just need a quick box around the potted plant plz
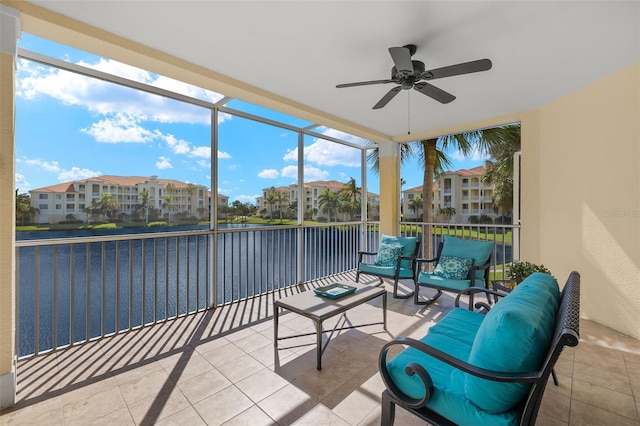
[507,261,552,284]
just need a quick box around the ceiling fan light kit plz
[336,44,492,109]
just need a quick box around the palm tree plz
[318,189,340,222]
[15,192,38,225]
[95,192,120,221]
[137,188,150,223]
[264,187,278,221]
[339,177,361,220]
[368,124,519,255]
[162,195,176,222]
[482,124,521,218]
[408,195,422,220]
[273,190,289,223]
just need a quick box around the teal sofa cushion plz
[441,236,494,283]
[381,235,418,269]
[386,308,520,425]
[464,272,560,413]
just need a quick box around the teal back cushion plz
[440,236,494,283]
[464,272,560,413]
[381,235,418,269]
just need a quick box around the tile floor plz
[1,273,639,425]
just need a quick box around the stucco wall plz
[521,62,640,339]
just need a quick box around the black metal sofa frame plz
[378,271,581,426]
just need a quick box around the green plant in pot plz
[508,261,552,285]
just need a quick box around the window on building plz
[55,204,61,209]
[39,204,48,210]
[39,194,48,199]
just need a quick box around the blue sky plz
[15,34,487,204]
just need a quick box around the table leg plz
[316,320,323,370]
[273,303,279,365]
[383,291,387,331]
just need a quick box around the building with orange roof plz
[29,175,228,224]
[402,166,499,223]
[256,180,379,221]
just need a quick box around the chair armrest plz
[455,287,506,311]
[379,336,543,409]
[415,257,439,269]
[357,250,378,263]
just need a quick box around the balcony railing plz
[15,222,372,358]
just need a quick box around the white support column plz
[0,3,20,409]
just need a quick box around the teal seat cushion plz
[381,235,418,269]
[464,272,560,413]
[441,236,494,282]
[417,272,472,291]
[359,263,414,278]
[386,309,521,425]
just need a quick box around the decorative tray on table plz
[314,283,357,299]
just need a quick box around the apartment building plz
[256,180,379,221]
[29,175,228,224]
[402,166,497,223]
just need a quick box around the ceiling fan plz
[336,44,492,109]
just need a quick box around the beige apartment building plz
[29,175,228,224]
[257,180,380,221]
[402,166,498,223]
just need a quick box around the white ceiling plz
[28,1,640,142]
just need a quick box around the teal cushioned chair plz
[415,235,495,305]
[356,235,420,299]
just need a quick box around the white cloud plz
[284,139,360,167]
[82,114,155,143]
[57,166,102,181]
[163,134,192,154]
[190,146,211,159]
[23,158,62,172]
[15,173,30,190]
[17,58,220,126]
[449,146,490,163]
[280,165,329,181]
[258,169,280,179]
[218,150,231,159]
[156,156,173,169]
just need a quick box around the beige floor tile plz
[200,341,246,367]
[573,360,633,395]
[572,379,639,420]
[0,396,64,426]
[85,407,135,425]
[118,368,175,405]
[127,387,191,425]
[164,353,216,384]
[539,388,571,423]
[154,406,206,426]
[62,385,126,424]
[290,403,350,425]
[193,385,254,426]
[235,367,289,403]
[221,405,275,426]
[177,368,232,404]
[570,398,640,426]
[216,353,265,383]
[257,383,317,425]
[60,375,119,405]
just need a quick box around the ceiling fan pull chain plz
[407,90,411,135]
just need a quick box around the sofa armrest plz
[379,336,543,409]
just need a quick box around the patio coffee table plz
[273,282,387,370]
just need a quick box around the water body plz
[15,225,510,357]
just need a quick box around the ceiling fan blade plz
[336,79,394,88]
[373,86,403,109]
[414,82,456,104]
[421,59,492,80]
[388,47,413,74]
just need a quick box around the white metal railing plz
[400,221,519,279]
[15,222,370,358]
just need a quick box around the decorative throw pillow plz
[433,255,473,280]
[374,243,403,267]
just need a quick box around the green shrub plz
[508,261,552,283]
